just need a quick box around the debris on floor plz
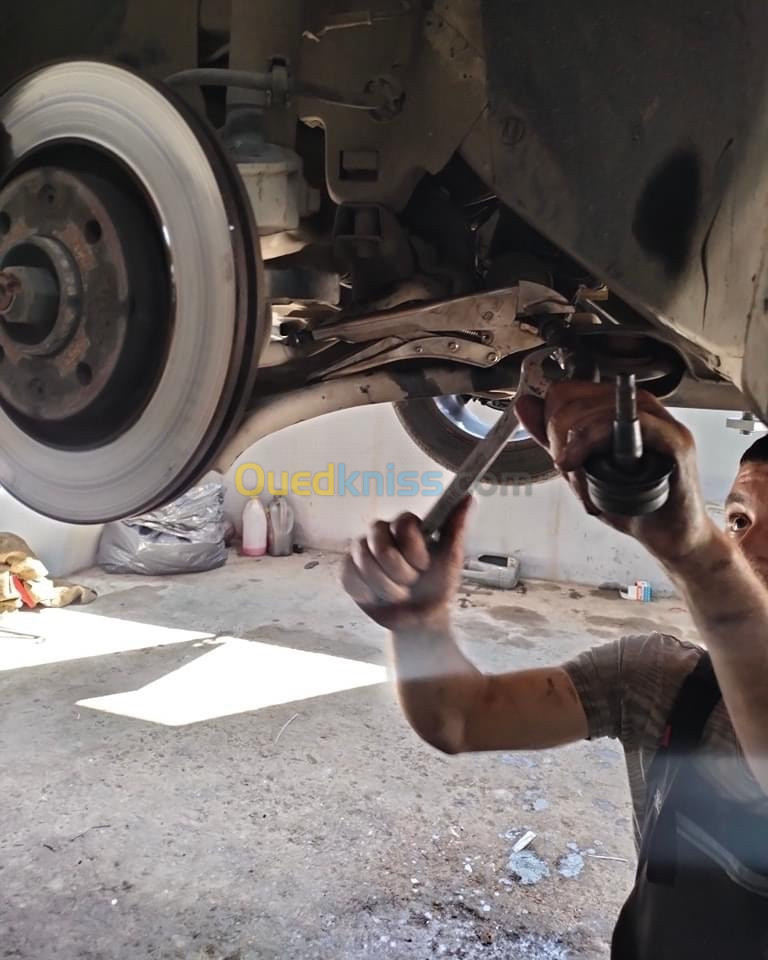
[0,532,96,612]
[311,899,579,960]
[511,830,537,853]
[507,848,551,886]
[557,850,586,879]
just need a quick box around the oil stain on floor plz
[489,606,551,629]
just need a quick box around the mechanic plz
[342,381,768,959]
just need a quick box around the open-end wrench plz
[420,344,558,540]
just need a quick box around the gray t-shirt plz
[563,632,768,848]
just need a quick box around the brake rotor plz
[0,61,265,523]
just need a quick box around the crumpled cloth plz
[0,533,97,613]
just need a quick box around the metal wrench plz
[420,344,559,540]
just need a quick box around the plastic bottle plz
[266,495,295,557]
[241,498,267,556]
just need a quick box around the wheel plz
[394,395,556,484]
[0,61,266,523]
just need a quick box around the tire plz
[394,397,556,484]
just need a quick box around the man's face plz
[725,459,768,583]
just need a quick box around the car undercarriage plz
[1,0,765,523]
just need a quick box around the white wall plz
[0,488,103,578]
[1,403,754,586]
[223,404,757,591]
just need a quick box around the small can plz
[621,580,653,602]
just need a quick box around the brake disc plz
[0,61,265,523]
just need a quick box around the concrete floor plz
[0,551,696,959]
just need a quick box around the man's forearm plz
[666,525,768,792]
[390,617,485,754]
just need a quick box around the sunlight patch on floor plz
[0,609,210,671]
[78,636,388,725]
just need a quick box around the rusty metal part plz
[309,282,576,377]
[0,166,150,424]
[316,334,505,376]
[0,269,21,314]
[313,282,573,341]
[0,266,58,328]
[0,240,81,358]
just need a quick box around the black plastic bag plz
[97,473,228,575]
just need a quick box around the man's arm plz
[342,499,588,754]
[392,624,586,753]
[516,381,768,793]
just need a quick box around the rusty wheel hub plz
[0,161,167,435]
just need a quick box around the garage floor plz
[0,551,696,960]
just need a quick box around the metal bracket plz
[309,282,578,379]
[726,411,767,434]
[316,335,514,378]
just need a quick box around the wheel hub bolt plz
[0,268,21,314]
[0,265,59,330]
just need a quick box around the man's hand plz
[342,494,588,754]
[515,381,717,567]
[341,497,471,631]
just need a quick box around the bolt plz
[486,352,500,363]
[448,341,460,352]
[479,332,493,344]
[414,344,424,353]
[482,311,494,321]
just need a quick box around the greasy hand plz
[516,381,715,567]
[341,497,471,631]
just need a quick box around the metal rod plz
[420,403,520,539]
[612,372,643,473]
